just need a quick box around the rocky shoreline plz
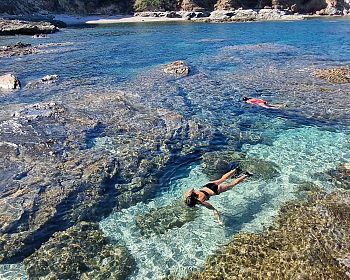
[0,18,58,36]
[1,7,350,36]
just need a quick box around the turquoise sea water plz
[1,18,350,279]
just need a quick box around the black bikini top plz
[199,190,210,200]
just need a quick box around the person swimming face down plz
[184,188,198,208]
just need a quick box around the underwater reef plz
[200,150,280,180]
[24,221,136,279]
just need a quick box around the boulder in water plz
[163,61,190,76]
[0,74,21,90]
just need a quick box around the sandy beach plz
[53,14,186,25]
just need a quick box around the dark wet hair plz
[185,192,198,208]
[242,96,249,101]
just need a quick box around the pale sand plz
[86,16,186,24]
[53,14,186,25]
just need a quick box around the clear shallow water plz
[100,125,350,279]
[1,18,350,279]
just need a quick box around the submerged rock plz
[327,162,350,190]
[135,201,198,236]
[163,61,190,76]
[201,150,245,180]
[0,74,21,90]
[314,67,350,84]
[0,19,58,36]
[181,190,350,280]
[24,222,136,280]
[201,150,279,180]
[26,74,59,89]
[239,158,280,180]
[0,41,36,58]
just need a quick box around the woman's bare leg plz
[211,169,237,185]
[218,174,248,193]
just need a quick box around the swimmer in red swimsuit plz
[243,96,285,109]
[184,168,252,225]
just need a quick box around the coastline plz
[51,11,350,26]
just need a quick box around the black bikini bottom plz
[200,182,219,198]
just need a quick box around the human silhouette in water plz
[184,167,252,225]
[243,96,285,109]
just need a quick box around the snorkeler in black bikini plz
[184,168,252,225]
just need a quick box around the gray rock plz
[0,74,21,90]
[0,41,36,58]
[163,60,190,76]
[239,159,280,180]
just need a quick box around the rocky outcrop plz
[163,61,191,76]
[314,67,350,84]
[183,190,350,280]
[206,8,304,22]
[0,74,21,90]
[0,19,58,36]
[0,42,36,58]
[24,222,136,279]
